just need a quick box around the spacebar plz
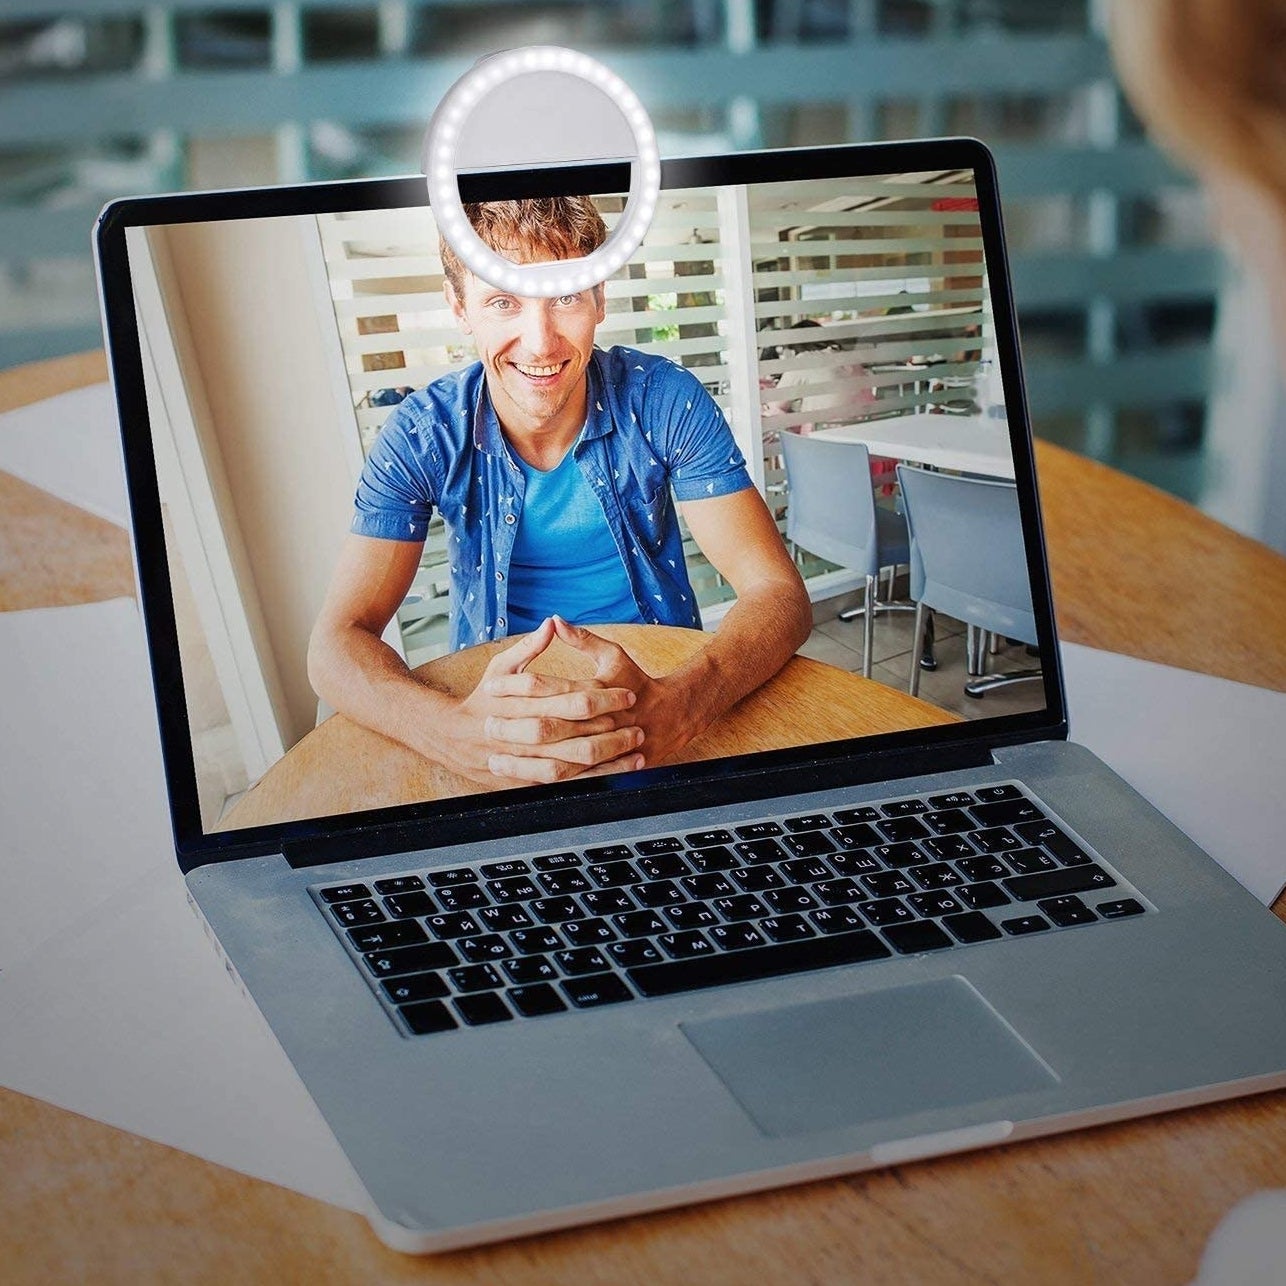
[626,930,892,997]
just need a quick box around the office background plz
[3,0,1284,551]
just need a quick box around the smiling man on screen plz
[308,196,812,789]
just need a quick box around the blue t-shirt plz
[505,444,643,635]
[351,345,753,651]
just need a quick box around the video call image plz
[125,167,1044,835]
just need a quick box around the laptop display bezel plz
[94,137,1068,872]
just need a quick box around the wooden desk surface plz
[4,351,1286,1284]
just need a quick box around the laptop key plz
[710,923,766,951]
[585,845,634,863]
[481,860,529,878]
[633,879,685,908]
[532,852,581,871]
[882,798,930,817]
[1038,896,1097,927]
[448,963,504,992]
[974,784,1022,803]
[763,886,818,914]
[329,899,385,927]
[970,798,1045,827]
[1003,865,1116,902]
[348,921,427,952]
[486,876,539,903]
[1014,820,1092,866]
[734,821,783,840]
[509,926,563,954]
[810,906,866,934]
[1005,847,1058,876]
[454,992,513,1026]
[638,853,692,880]
[659,930,716,959]
[910,863,964,890]
[832,806,881,824]
[828,851,882,877]
[556,947,612,976]
[588,860,642,887]
[667,901,722,929]
[970,827,1023,853]
[683,872,736,899]
[907,892,963,918]
[734,839,787,864]
[686,829,735,846]
[861,897,914,927]
[814,877,866,906]
[502,955,558,984]
[686,845,740,872]
[923,835,976,861]
[562,973,634,1008]
[508,983,568,1017]
[921,809,975,836]
[1001,915,1050,936]
[783,814,831,832]
[319,883,370,903]
[364,941,458,977]
[874,842,928,869]
[957,856,1009,882]
[529,896,581,924]
[561,918,616,948]
[382,973,449,1004]
[929,791,976,809]
[1098,898,1145,919]
[711,895,766,923]
[372,876,423,896]
[781,831,835,859]
[780,857,832,884]
[861,871,914,898]
[477,904,534,933]
[580,889,637,916]
[830,823,881,849]
[426,912,481,940]
[634,836,684,856]
[758,914,816,942]
[537,869,593,896]
[427,868,479,887]
[436,883,489,912]
[942,911,1003,944]
[456,934,510,964]
[956,881,1011,910]
[401,1000,457,1035]
[383,890,437,919]
[883,921,953,954]
[607,939,664,966]
[627,928,890,997]
[613,909,667,938]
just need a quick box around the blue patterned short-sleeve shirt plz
[351,345,753,652]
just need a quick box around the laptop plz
[93,137,1286,1252]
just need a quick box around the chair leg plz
[862,574,876,678]
[909,601,927,697]
[966,624,986,676]
[964,669,1043,698]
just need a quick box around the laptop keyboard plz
[313,783,1147,1036]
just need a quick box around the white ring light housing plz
[425,46,660,297]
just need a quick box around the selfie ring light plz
[424,46,660,297]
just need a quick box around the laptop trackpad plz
[680,976,1056,1138]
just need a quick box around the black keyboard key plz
[923,835,976,861]
[759,914,816,942]
[613,909,667,938]
[711,895,766,923]
[1003,865,1117,902]
[828,851,882,877]
[877,817,930,843]
[882,798,930,817]
[957,881,1011,910]
[683,872,736,900]
[319,883,370,903]
[686,845,740,872]
[448,963,503,992]
[581,889,637,916]
[1014,820,1092,866]
[436,883,489,912]
[781,831,836,859]
[329,899,385,928]
[562,973,634,1008]
[426,911,481,940]
[586,844,634,863]
[861,871,914,898]
[763,886,818,914]
[1037,896,1097,927]
[907,892,963,918]
[454,992,513,1026]
[929,791,976,809]
[735,864,781,895]
[508,983,567,1017]
[1004,847,1058,876]
[532,851,581,871]
[509,926,563,954]
[831,823,881,849]
[477,904,534,933]
[363,941,459,978]
[608,939,663,966]
[883,920,953,954]
[710,923,766,951]
[373,876,423,896]
[402,1000,457,1035]
[627,928,890,997]
[348,920,427,952]
[810,906,866,934]
[503,955,559,984]
[783,813,831,832]
[486,876,539,903]
[971,827,1023,853]
[537,869,593,896]
[1001,915,1050,936]
[685,828,735,847]
[734,821,783,840]
[832,806,881,824]
[734,838,787,864]
[634,836,683,856]
[942,911,1003,944]
[382,973,449,1004]
[588,860,642,887]
[666,901,721,929]
[874,842,928,869]
[814,877,866,906]
[383,890,437,919]
[637,853,692,881]
[427,868,478,887]
[971,798,1045,827]
[861,897,914,927]
[556,947,612,976]
[1098,897,1145,919]
[921,809,975,836]
[659,930,716,959]
[779,857,833,884]
[910,862,964,890]
[481,859,530,879]
[975,784,1022,802]
[561,918,616,948]
[530,896,581,923]
[957,856,1010,882]
[633,879,685,908]
[456,934,511,963]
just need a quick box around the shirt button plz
[504,513,515,525]
[495,571,504,581]
[497,617,506,628]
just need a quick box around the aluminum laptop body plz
[93,137,1286,1251]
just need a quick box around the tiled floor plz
[798,579,1047,721]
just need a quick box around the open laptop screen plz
[102,141,1063,856]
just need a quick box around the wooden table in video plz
[5,351,1286,1285]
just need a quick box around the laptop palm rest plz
[680,976,1057,1138]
